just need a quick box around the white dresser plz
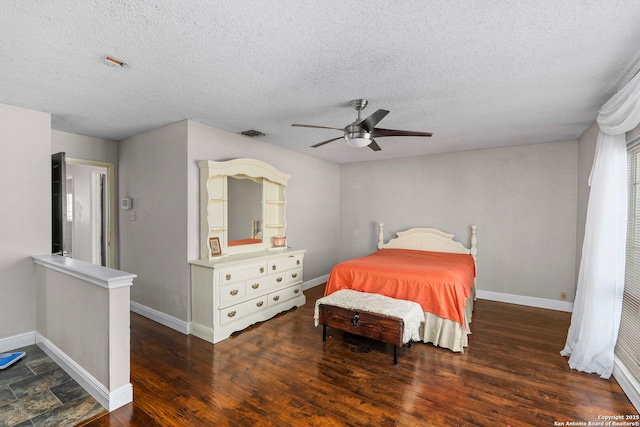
[190,249,305,343]
[190,158,305,343]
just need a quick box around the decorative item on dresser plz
[209,237,221,256]
[190,158,305,344]
[324,223,477,352]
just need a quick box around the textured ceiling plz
[2,1,640,164]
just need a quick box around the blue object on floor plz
[0,352,26,369]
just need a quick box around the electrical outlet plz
[130,210,137,221]
[560,292,567,301]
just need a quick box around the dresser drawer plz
[268,254,303,274]
[219,282,246,306]
[260,272,286,291]
[267,284,303,307]
[286,268,302,284]
[218,262,267,283]
[220,296,268,325]
[245,276,269,297]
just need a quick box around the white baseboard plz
[106,384,135,412]
[36,333,133,411]
[0,331,36,353]
[130,300,190,335]
[303,274,329,291]
[190,322,214,343]
[613,357,640,414]
[476,289,573,312]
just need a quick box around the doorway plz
[51,153,117,268]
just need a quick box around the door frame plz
[66,157,117,268]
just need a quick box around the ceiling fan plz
[292,99,433,151]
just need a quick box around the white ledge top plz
[32,254,137,289]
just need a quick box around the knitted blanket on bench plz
[314,289,424,344]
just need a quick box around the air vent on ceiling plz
[240,129,265,137]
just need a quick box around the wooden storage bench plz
[314,290,424,365]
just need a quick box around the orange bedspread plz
[324,248,476,326]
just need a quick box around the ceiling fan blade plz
[292,123,345,131]
[311,136,343,148]
[373,127,433,138]
[368,140,382,151]
[358,109,390,133]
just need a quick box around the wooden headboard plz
[378,223,477,266]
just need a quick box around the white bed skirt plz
[421,291,474,353]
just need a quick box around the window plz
[616,142,640,382]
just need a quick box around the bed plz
[324,223,477,352]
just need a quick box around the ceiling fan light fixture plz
[345,134,372,148]
[345,125,372,148]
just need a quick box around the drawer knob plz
[291,273,298,279]
[272,265,277,271]
[260,267,265,273]
[229,289,239,296]
[273,295,280,301]
[294,288,300,294]
[252,283,260,289]
[227,311,236,318]
[276,277,283,283]
[256,301,264,307]
[225,274,231,281]
[297,260,300,265]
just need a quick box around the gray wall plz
[0,103,51,339]
[119,121,190,321]
[119,119,580,321]
[117,120,341,322]
[340,141,579,302]
[51,130,118,165]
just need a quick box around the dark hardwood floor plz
[81,285,638,426]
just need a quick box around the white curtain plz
[561,71,640,379]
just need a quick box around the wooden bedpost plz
[378,223,385,249]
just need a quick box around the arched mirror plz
[198,158,289,258]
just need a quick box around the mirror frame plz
[198,158,290,258]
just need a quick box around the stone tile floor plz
[0,345,105,427]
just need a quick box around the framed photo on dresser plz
[209,237,221,256]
